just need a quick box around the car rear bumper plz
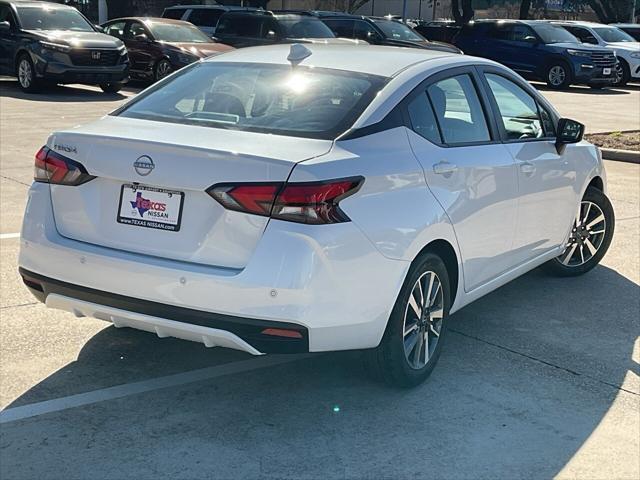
[19,182,409,354]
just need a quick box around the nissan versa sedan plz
[19,44,615,387]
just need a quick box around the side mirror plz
[524,35,538,43]
[0,21,11,31]
[556,118,584,154]
[94,24,104,32]
[134,33,149,42]
[265,30,277,40]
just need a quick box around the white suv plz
[552,21,640,86]
[19,44,615,387]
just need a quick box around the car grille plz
[69,49,120,67]
[590,52,616,67]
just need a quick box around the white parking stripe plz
[0,354,311,424]
[0,233,20,239]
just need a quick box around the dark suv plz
[0,0,129,93]
[454,20,617,89]
[213,11,337,48]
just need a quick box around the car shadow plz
[1,264,638,479]
[532,82,632,95]
[0,79,143,102]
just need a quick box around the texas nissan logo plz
[133,155,154,176]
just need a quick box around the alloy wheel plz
[558,200,607,267]
[548,66,566,87]
[18,59,32,89]
[402,270,444,370]
[156,61,172,81]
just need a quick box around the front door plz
[479,68,577,264]
[123,20,155,76]
[405,67,520,292]
[0,5,18,74]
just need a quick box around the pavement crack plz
[0,175,30,187]
[0,302,38,310]
[449,328,639,397]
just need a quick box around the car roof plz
[164,4,253,10]
[7,0,74,8]
[204,43,456,77]
[611,23,640,28]
[549,21,609,27]
[104,17,194,26]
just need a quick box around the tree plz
[519,0,532,19]
[569,0,636,23]
[451,0,474,25]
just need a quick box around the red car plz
[101,17,233,82]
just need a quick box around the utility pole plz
[402,0,408,22]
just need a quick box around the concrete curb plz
[601,148,640,164]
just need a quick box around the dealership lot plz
[1,78,639,479]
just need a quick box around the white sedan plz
[19,44,614,387]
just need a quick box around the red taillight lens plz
[34,146,95,186]
[207,177,363,225]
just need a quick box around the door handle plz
[520,161,536,175]
[433,161,458,176]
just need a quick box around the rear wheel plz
[16,54,40,93]
[365,252,450,388]
[154,59,172,82]
[545,62,572,90]
[542,186,615,277]
[100,82,123,94]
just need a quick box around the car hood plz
[606,41,640,51]
[548,42,610,52]
[26,30,124,49]
[162,41,234,58]
[384,38,461,53]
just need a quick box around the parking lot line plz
[0,233,20,239]
[0,354,312,425]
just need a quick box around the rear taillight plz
[207,177,363,225]
[34,146,95,186]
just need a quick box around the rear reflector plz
[207,177,363,225]
[261,328,304,339]
[34,146,95,186]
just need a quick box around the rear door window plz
[163,8,186,20]
[426,74,491,145]
[188,9,224,28]
[322,19,354,38]
[407,93,442,144]
[216,15,261,37]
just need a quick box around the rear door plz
[478,67,576,264]
[0,5,19,74]
[405,67,519,292]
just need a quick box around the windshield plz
[16,6,94,32]
[275,16,335,38]
[116,62,385,140]
[148,23,212,43]
[372,19,424,41]
[593,27,636,43]
[532,23,579,44]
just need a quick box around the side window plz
[261,18,280,39]
[511,25,535,42]
[163,8,186,20]
[0,5,16,28]
[490,24,512,40]
[407,93,441,144]
[566,26,598,44]
[323,19,354,38]
[104,21,125,39]
[125,21,147,40]
[354,21,379,41]
[217,16,260,37]
[189,9,223,28]
[427,74,491,145]
[485,73,548,140]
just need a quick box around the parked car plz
[550,21,640,86]
[311,12,461,53]
[611,23,640,42]
[101,18,233,82]
[454,20,617,89]
[413,19,461,43]
[213,11,340,48]
[0,0,129,93]
[19,43,614,387]
[161,4,257,37]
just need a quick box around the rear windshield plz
[116,62,386,140]
[275,15,335,38]
[17,6,94,32]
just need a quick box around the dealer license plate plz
[117,184,184,232]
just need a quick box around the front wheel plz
[614,58,631,87]
[542,186,615,277]
[545,62,572,90]
[16,54,40,93]
[365,252,450,388]
[154,59,172,82]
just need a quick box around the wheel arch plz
[414,239,460,309]
[14,48,33,73]
[587,175,604,193]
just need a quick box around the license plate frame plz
[117,184,185,232]
[603,67,611,75]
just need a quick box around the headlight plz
[39,40,70,53]
[630,52,640,59]
[567,49,592,58]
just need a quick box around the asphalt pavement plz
[0,79,638,480]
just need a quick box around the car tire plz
[545,61,572,90]
[100,82,123,94]
[364,252,450,388]
[542,186,615,277]
[154,59,172,82]
[614,57,631,87]
[16,54,40,93]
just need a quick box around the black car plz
[413,19,461,43]
[213,10,338,48]
[310,12,461,53]
[162,4,260,38]
[0,0,129,93]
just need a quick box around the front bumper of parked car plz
[32,48,130,85]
